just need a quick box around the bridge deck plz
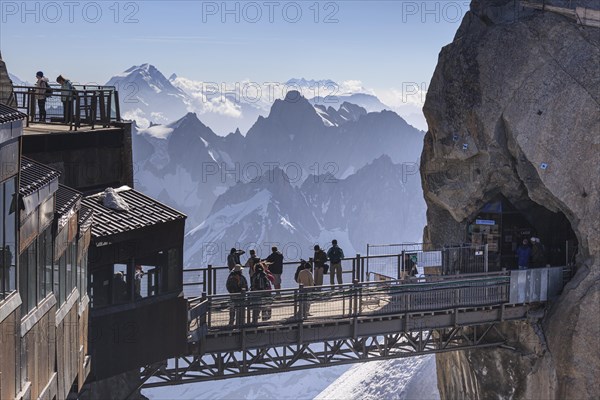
[142,267,565,388]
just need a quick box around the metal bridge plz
[141,263,566,389]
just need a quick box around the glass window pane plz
[27,241,37,312]
[2,178,18,298]
[19,251,28,313]
[45,228,53,296]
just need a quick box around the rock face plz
[0,52,15,106]
[421,0,600,399]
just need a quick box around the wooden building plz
[1,105,92,399]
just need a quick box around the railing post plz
[354,254,360,282]
[293,287,300,321]
[240,289,247,327]
[353,279,359,316]
[106,90,112,127]
[299,284,305,320]
[207,264,213,295]
[113,89,121,121]
[484,244,489,273]
[361,257,365,283]
[27,87,35,125]
[366,244,370,281]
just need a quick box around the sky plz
[0,0,469,96]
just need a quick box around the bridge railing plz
[183,244,490,297]
[187,271,513,335]
[12,84,121,130]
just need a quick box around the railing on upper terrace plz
[12,84,121,131]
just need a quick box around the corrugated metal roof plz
[20,157,61,197]
[79,205,93,225]
[56,184,82,216]
[0,103,26,124]
[82,187,186,239]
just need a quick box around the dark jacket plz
[227,250,246,270]
[266,251,284,274]
[327,245,345,264]
[516,246,531,267]
[313,249,327,268]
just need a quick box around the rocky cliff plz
[0,52,15,106]
[421,0,599,398]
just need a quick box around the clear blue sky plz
[0,1,468,91]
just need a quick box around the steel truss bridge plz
[141,266,565,388]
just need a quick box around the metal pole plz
[366,244,370,281]
[484,244,489,273]
[207,265,213,295]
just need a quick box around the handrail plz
[11,84,121,130]
[186,273,513,334]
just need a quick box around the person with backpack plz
[56,75,74,124]
[226,264,248,326]
[250,263,273,323]
[35,71,50,122]
[265,246,284,290]
[244,249,261,277]
[327,240,345,286]
[227,247,246,271]
[313,245,328,286]
[297,260,315,318]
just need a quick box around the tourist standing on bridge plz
[227,247,245,271]
[35,71,49,122]
[250,263,273,323]
[327,240,345,286]
[226,264,248,326]
[312,245,328,286]
[244,249,261,277]
[297,261,315,318]
[265,246,284,290]
[516,238,532,270]
[56,75,74,124]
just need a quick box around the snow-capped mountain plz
[9,73,29,86]
[106,64,192,126]
[310,93,392,114]
[133,92,424,231]
[314,102,367,127]
[184,155,426,277]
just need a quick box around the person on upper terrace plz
[56,75,74,124]
[35,71,50,122]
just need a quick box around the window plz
[1,177,17,300]
[37,227,53,299]
[19,241,38,314]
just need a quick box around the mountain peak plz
[168,73,178,81]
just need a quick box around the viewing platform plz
[140,241,572,388]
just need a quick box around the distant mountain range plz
[102,64,426,133]
[131,91,425,275]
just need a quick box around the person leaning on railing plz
[56,75,74,124]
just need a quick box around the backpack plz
[41,80,52,97]
[329,247,343,263]
[252,271,270,291]
[226,273,242,293]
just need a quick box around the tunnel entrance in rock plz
[467,195,578,271]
